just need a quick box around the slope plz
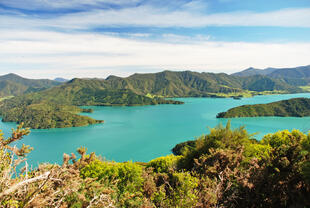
[217,97,310,118]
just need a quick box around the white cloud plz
[1,6,310,30]
[0,0,141,10]
[0,30,309,79]
[56,7,310,28]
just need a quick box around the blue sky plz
[0,0,310,78]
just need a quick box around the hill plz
[27,78,183,106]
[0,73,61,97]
[268,65,310,79]
[0,70,303,129]
[241,75,299,92]
[0,100,102,129]
[216,97,310,118]
[0,78,182,129]
[232,67,277,77]
[232,65,310,87]
[103,70,302,97]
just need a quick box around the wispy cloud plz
[1,30,309,78]
[0,0,142,10]
[1,6,310,32]
[1,0,309,78]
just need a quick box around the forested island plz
[217,97,310,118]
[1,123,309,207]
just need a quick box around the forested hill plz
[0,73,61,97]
[24,78,183,106]
[0,71,303,99]
[231,67,278,77]
[0,78,182,129]
[0,70,304,129]
[232,65,310,87]
[232,65,310,78]
[103,70,302,96]
[217,97,310,118]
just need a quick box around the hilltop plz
[0,73,61,97]
[232,65,310,87]
[232,65,310,78]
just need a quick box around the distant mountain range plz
[0,73,61,97]
[232,65,310,79]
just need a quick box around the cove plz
[2,93,310,167]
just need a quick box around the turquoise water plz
[2,93,310,167]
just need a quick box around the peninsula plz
[216,97,310,118]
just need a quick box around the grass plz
[0,96,14,102]
[299,86,310,92]
[207,90,288,98]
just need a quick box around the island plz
[216,97,310,118]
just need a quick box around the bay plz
[1,93,310,167]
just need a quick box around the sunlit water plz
[2,93,310,167]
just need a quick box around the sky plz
[0,0,310,79]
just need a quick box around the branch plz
[0,171,50,198]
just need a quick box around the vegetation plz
[0,70,305,129]
[104,70,302,97]
[217,97,310,118]
[1,123,310,207]
[0,79,182,129]
[232,65,310,87]
[0,73,61,97]
[0,97,103,129]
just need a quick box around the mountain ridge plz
[0,73,61,97]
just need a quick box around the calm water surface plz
[2,93,310,167]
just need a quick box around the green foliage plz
[217,97,310,118]
[151,172,198,208]
[80,160,145,207]
[0,101,102,129]
[147,155,182,173]
[172,140,196,156]
[177,122,259,170]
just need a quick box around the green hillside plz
[26,78,183,106]
[217,97,310,118]
[0,73,61,97]
[232,67,277,77]
[268,65,310,79]
[0,78,182,129]
[0,71,303,129]
[104,70,301,97]
[233,65,310,87]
